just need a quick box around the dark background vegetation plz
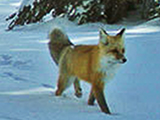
[6,0,160,30]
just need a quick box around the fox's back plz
[60,45,100,81]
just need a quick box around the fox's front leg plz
[88,87,95,105]
[92,83,111,114]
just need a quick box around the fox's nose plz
[122,58,127,63]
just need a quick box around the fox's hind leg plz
[55,74,75,96]
[74,78,82,98]
[55,75,66,96]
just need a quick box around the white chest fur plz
[99,56,120,82]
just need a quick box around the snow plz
[19,0,35,11]
[1,0,160,120]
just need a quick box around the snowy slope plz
[1,0,160,120]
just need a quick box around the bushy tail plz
[48,28,74,65]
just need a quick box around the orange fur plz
[50,28,127,114]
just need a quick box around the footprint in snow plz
[0,54,33,70]
[0,54,12,66]
[12,60,32,70]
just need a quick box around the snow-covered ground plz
[1,0,160,120]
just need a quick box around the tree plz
[6,0,159,30]
[141,0,156,19]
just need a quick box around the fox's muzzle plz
[116,53,127,64]
[122,58,127,63]
[120,57,127,64]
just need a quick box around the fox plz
[48,28,127,114]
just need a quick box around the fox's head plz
[98,28,127,64]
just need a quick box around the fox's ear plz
[99,28,108,44]
[100,28,108,36]
[117,28,125,37]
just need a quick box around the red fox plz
[48,28,127,114]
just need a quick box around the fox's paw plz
[75,91,82,98]
[55,89,62,96]
[88,101,95,106]
[75,88,82,98]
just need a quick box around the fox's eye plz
[104,41,109,46]
[111,49,118,54]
